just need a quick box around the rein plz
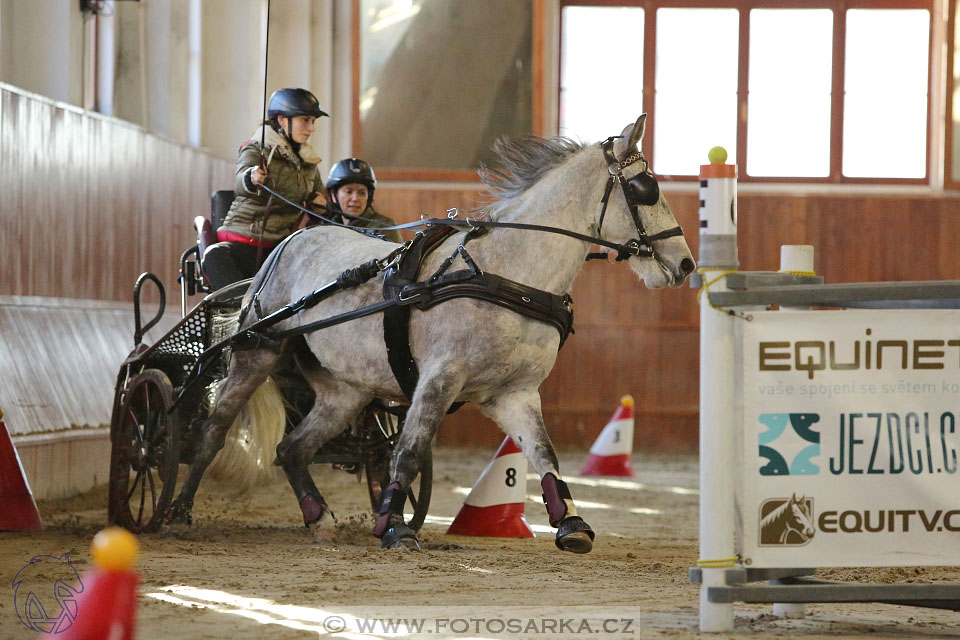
[259,166,683,264]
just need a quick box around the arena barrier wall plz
[0,295,178,499]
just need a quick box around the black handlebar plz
[133,272,166,346]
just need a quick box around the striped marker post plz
[698,146,739,632]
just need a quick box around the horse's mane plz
[760,494,809,531]
[478,135,586,216]
[760,496,797,530]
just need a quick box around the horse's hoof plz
[555,516,595,554]
[164,502,193,526]
[309,520,337,545]
[380,524,420,551]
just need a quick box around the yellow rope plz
[779,269,816,277]
[696,268,738,314]
[696,557,740,568]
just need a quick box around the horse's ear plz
[626,114,647,149]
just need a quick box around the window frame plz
[350,0,547,182]
[559,0,935,184]
[945,0,958,189]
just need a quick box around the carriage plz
[106,191,432,534]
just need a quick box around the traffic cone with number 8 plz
[447,436,535,538]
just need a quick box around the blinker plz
[627,171,660,207]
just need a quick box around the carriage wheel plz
[364,410,433,532]
[108,369,181,533]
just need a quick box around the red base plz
[0,494,43,531]
[42,570,139,640]
[579,453,635,477]
[0,422,43,531]
[447,503,535,538]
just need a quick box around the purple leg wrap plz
[372,481,407,538]
[541,473,572,527]
[299,494,328,527]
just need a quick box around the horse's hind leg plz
[479,389,595,554]
[167,346,282,524]
[375,367,465,550]
[276,358,370,539]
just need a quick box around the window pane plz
[359,0,532,171]
[654,8,738,175]
[843,9,929,178]
[560,6,644,144]
[747,9,832,177]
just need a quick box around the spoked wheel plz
[108,369,181,533]
[364,408,432,532]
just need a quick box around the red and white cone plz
[580,395,636,477]
[447,436,534,538]
[0,407,43,532]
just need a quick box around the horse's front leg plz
[479,388,595,554]
[374,366,465,550]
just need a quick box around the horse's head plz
[786,494,815,539]
[597,115,696,288]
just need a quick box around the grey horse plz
[167,115,696,553]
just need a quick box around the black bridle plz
[595,135,684,261]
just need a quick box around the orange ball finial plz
[91,527,139,572]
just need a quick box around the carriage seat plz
[195,190,236,258]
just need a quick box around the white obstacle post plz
[697,147,738,632]
[770,244,815,620]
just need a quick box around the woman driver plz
[203,87,328,290]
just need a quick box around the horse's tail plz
[205,310,286,498]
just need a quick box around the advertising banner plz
[739,310,960,567]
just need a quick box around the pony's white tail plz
[205,310,286,497]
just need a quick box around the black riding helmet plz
[327,158,377,205]
[267,88,329,120]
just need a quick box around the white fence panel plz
[739,309,960,567]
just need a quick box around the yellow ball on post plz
[91,527,139,572]
[707,146,728,164]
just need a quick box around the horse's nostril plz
[679,258,696,276]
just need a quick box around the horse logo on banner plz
[759,495,815,546]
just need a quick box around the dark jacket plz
[221,125,323,245]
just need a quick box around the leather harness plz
[381,225,574,406]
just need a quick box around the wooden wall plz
[0,84,233,304]
[374,186,960,452]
